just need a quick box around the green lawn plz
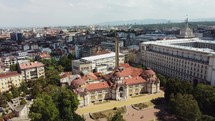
[91,106,126,120]
[133,101,154,110]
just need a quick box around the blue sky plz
[0,0,214,27]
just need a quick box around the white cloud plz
[0,0,214,27]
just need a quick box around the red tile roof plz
[60,72,72,79]
[40,53,51,59]
[142,69,155,76]
[131,68,143,77]
[114,67,133,77]
[124,76,146,85]
[119,63,130,68]
[0,71,21,79]
[82,72,98,81]
[86,81,110,91]
[19,61,44,70]
[71,78,86,86]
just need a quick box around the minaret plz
[115,34,119,67]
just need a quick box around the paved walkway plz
[123,106,159,121]
[76,91,164,115]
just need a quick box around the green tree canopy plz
[31,83,43,99]
[169,93,201,121]
[156,74,167,87]
[165,78,193,101]
[3,92,13,101]
[11,85,21,98]
[43,85,84,121]
[58,56,72,71]
[29,93,59,121]
[111,112,125,121]
[193,84,215,117]
[10,64,18,71]
[0,93,7,107]
[19,82,28,93]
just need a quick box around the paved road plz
[76,91,164,115]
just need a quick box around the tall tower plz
[115,34,119,67]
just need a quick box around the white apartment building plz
[140,38,215,86]
[0,71,23,93]
[18,61,45,81]
[72,52,125,74]
[0,56,17,67]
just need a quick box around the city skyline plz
[0,0,215,27]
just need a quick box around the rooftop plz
[86,81,110,91]
[124,76,146,85]
[19,61,44,70]
[81,52,124,62]
[0,71,21,79]
[142,38,215,55]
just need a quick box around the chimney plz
[115,35,119,67]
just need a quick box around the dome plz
[114,71,122,77]
[71,78,85,86]
[142,69,155,76]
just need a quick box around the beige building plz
[71,63,160,107]
[0,56,17,67]
[0,71,23,93]
[18,61,45,81]
[140,38,215,86]
[72,52,125,74]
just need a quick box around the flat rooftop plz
[142,38,215,55]
[81,52,124,62]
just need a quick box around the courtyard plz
[76,91,164,121]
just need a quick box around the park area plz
[76,91,177,121]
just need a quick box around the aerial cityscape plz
[0,0,215,121]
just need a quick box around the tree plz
[57,88,83,121]
[111,112,125,121]
[11,85,20,98]
[193,84,215,117]
[165,78,193,101]
[156,74,167,87]
[169,93,201,121]
[20,99,27,105]
[43,86,84,121]
[36,77,47,88]
[29,93,59,121]
[19,82,28,93]
[68,53,75,60]
[0,93,7,107]
[10,64,18,71]
[57,65,64,73]
[58,56,72,71]
[3,92,13,101]
[45,69,61,86]
[31,83,42,99]
[201,115,215,121]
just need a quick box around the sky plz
[0,0,215,27]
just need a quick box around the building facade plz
[140,38,215,85]
[72,52,125,74]
[71,63,160,107]
[18,62,45,81]
[0,71,23,93]
[0,56,17,67]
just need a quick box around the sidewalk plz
[76,91,164,115]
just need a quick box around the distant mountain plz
[99,18,215,25]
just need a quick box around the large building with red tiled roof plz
[18,61,45,81]
[70,63,160,107]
